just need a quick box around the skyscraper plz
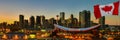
[14,21,19,27]
[49,18,56,28]
[79,12,82,26]
[19,15,24,28]
[99,16,105,29]
[41,15,45,25]
[70,14,74,24]
[36,16,41,26]
[73,18,78,27]
[60,12,65,21]
[67,14,75,28]
[79,10,91,28]
[49,18,56,24]
[30,16,35,27]
[24,20,29,28]
[60,12,65,24]
[69,14,78,27]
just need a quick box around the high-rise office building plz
[30,16,35,27]
[67,14,75,27]
[41,15,45,25]
[79,10,91,28]
[60,12,65,24]
[73,18,78,27]
[60,12,65,21]
[99,16,105,29]
[86,11,91,27]
[70,14,74,24]
[49,18,56,28]
[19,15,24,28]
[49,18,56,24]
[79,12,82,26]
[24,20,29,28]
[36,16,41,26]
[14,21,19,27]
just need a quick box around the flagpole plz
[117,18,119,25]
[118,0,119,26]
[118,17,119,26]
[118,0,120,26]
[116,17,117,26]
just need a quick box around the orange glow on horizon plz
[0,15,18,24]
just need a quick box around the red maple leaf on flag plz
[102,6,112,13]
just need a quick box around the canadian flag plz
[94,1,119,19]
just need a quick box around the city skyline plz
[0,0,120,25]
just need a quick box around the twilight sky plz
[0,0,120,25]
